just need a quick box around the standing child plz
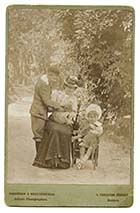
[74,104,103,170]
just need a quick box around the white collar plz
[40,74,49,85]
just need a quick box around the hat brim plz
[64,81,78,89]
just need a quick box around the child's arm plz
[90,124,103,136]
[80,126,90,137]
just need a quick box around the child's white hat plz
[86,104,102,120]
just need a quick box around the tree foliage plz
[59,9,133,120]
[8,7,133,126]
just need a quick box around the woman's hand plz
[72,134,82,142]
[73,130,79,135]
[55,104,72,112]
[63,104,72,112]
[56,106,65,112]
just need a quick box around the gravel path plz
[7,96,130,184]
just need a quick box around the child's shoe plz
[76,159,85,170]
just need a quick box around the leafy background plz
[7,7,134,141]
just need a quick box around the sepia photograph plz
[6,6,134,187]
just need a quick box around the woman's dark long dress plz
[32,118,72,169]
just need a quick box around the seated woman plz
[32,76,78,169]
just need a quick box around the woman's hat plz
[86,104,102,120]
[47,66,60,76]
[64,76,78,89]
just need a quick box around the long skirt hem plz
[32,159,70,169]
